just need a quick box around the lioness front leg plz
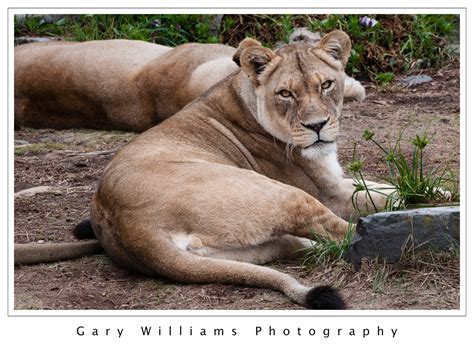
[326,178,395,220]
[283,191,350,241]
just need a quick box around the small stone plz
[345,206,460,264]
[74,162,88,168]
[399,75,433,87]
[15,140,30,146]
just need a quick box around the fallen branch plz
[66,149,117,157]
[15,185,93,198]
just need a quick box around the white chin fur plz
[301,142,337,159]
[301,149,344,179]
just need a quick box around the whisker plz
[284,138,297,165]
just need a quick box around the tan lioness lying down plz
[14,35,365,132]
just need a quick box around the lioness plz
[15,34,365,132]
[88,30,387,308]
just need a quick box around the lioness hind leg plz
[160,165,350,248]
[191,235,313,264]
[97,165,348,308]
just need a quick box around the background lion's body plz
[15,40,170,131]
[14,40,237,131]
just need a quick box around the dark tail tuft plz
[73,220,96,240]
[305,285,346,309]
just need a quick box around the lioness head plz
[233,30,351,159]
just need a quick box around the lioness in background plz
[14,30,366,131]
[15,31,389,309]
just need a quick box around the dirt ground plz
[13,64,460,311]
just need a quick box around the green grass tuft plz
[301,220,355,267]
[14,142,69,156]
[349,128,460,213]
[372,264,390,293]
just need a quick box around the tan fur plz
[15,37,364,131]
[84,31,388,307]
[14,40,236,131]
[14,240,101,265]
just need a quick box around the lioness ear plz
[318,30,351,66]
[234,39,276,85]
[232,38,262,67]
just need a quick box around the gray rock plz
[346,206,460,264]
[448,43,460,55]
[15,37,55,46]
[399,74,433,87]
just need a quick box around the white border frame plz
[6,7,467,319]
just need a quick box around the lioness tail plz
[14,240,101,265]
[14,219,101,265]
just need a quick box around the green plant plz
[15,15,223,45]
[15,14,458,80]
[375,71,395,86]
[301,220,355,267]
[349,129,459,212]
[302,14,459,77]
[372,264,390,293]
[348,149,380,214]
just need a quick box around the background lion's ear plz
[232,38,262,67]
[318,30,351,66]
[288,27,321,46]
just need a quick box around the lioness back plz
[134,43,238,120]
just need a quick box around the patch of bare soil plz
[13,65,460,310]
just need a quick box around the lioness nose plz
[301,119,328,134]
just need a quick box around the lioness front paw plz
[331,218,350,240]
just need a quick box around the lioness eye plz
[321,80,333,90]
[278,90,292,98]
